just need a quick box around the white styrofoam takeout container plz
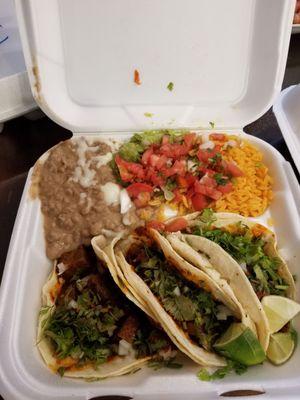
[273,84,300,175]
[0,1,300,399]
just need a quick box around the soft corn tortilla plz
[96,228,259,367]
[165,212,296,352]
[37,265,151,379]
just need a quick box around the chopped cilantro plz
[57,367,65,377]
[167,82,174,91]
[128,243,233,352]
[163,296,197,321]
[165,179,177,191]
[148,357,182,370]
[209,121,215,128]
[197,360,247,381]
[192,225,289,297]
[199,208,216,224]
[208,153,222,165]
[214,173,228,186]
[144,112,154,118]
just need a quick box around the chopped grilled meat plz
[186,322,197,336]
[58,246,91,280]
[85,274,113,302]
[118,315,140,343]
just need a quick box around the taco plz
[37,245,176,379]
[164,211,296,351]
[93,227,263,367]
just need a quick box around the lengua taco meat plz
[93,227,265,368]
[163,210,297,351]
[37,246,176,379]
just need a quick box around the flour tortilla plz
[37,264,151,379]
[165,212,296,352]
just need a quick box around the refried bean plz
[37,137,132,260]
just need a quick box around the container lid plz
[273,84,300,175]
[16,0,294,133]
[0,0,36,122]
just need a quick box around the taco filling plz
[126,240,237,352]
[191,222,289,299]
[39,246,175,377]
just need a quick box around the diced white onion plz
[107,325,116,337]
[199,141,215,150]
[173,286,181,297]
[94,152,113,168]
[159,348,177,360]
[120,189,132,214]
[57,262,67,275]
[68,300,78,309]
[118,339,133,356]
[201,133,210,143]
[100,182,121,205]
[187,160,198,172]
[227,140,237,147]
[216,305,233,320]
[122,212,133,226]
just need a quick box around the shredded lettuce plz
[118,142,144,162]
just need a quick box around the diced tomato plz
[162,135,170,145]
[191,194,209,211]
[126,183,153,198]
[209,133,226,141]
[217,182,233,194]
[117,166,133,182]
[184,133,196,148]
[146,220,166,231]
[173,188,183,203]
[155,155,168,170]
[134,69,141,85]
[134,192,151,208]
[164,160,186,177]
[197,149,212,163]
[185,173,197,187]
[146,167,165,186]
[149,154,160,168]
[115,155,145,180]
[165,218,188,232]
[194,181,222,200]
[141,147,154,165]
[199,174,217,187]
[176,175,189,188]
[194,181,208,195]
[160,143,189,158]
[226,162,244,177]
[197,145,222,164]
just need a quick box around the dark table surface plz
[0,35,300,282]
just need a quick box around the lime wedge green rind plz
[262,296,300,334]
[267,332,295,365]
[214,323,266,366]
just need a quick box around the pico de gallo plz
[111,131,244,216]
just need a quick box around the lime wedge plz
[261,296,300,334]
[267,332,295,365]
[214,323,266,366]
